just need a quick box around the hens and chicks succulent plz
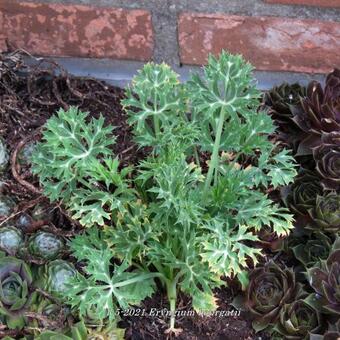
[236,69,340,339]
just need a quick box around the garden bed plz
[0,51,264,340]
[0,50,339,340]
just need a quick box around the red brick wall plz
[264,0,340,7]
[178,13,340,73]
[1,0,340,74]
[0,1,153,61]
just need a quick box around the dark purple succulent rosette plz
[243,262,304,332]
[308,192,340,233]
[281,169,323,229]
[292,69,340,156]
[282,170,323,216]
[274,298,323,340]
[307,249,340,316]
[325,68,340,102]
[292,232,332,269]
[263,83,306,150]
[256,226,285,252]
[313,132,340,190]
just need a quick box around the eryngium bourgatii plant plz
[31,51,297,331]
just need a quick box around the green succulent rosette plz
[45,260,76,298]
[274,297,324,340]
[0,138,9,173]
[0,227,23,255]
[233,262,304,332]
[81,307,126,340]
[0,256,35,329]
[18,141,36,168]
[27,293,64,333]
[83,304,108,328]
[292,232,332,269]
[87,325,125,340]
[0,195,15,219]
[28,231,64,260]
[307,241,340,316]
[81,305,126,340]
[308,192,340,233]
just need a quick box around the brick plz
[0,1,153,61]
[264,0,340,7]
[178,13,340,73]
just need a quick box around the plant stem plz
[112,272,164,288]
[153,115,160,139]
[193,147,200,166]
[167,280,177,330]
[204,108,226,193]
[153,88,160,139]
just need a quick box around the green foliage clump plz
[31,51,297,330]
[31,107,133,227]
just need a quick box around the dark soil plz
[121,287,270,340]
[0,51,267,340]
